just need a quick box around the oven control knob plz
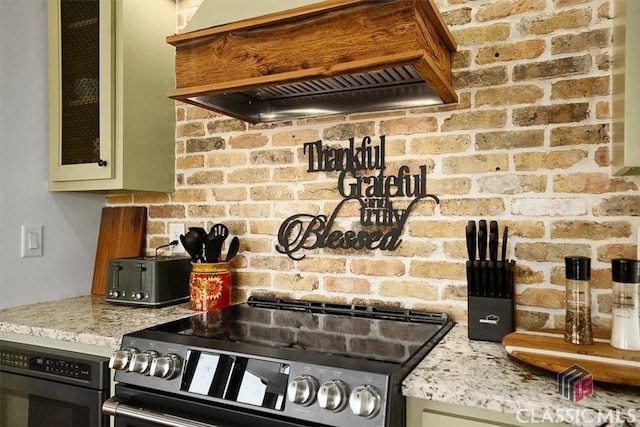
[149,354,181,379]
[318,380,349,412]
[128,350,158,375]
[349,385,381,418]
[108,348,138,371]
[287,375,319,406]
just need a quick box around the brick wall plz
[107,0,640,332]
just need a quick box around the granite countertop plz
[0,295,194,349]
[1,296,638,425]
[403,324,640,425]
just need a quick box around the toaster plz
[105,256,192,307]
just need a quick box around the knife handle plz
[505,260,515,298]
[480,260,488,296]
[488,260,496,297]
[501,226,509,261]
[466,221,476,261]
[496,261,504,298]
[489,221,498,262]
[473,260,481,296]
[466,260,474,296]
[478,220,487,261]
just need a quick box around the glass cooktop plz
[145,297,453,365]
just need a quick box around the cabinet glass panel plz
[60,0,100,165]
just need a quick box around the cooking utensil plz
[205,235,224,263]
[181,230,205,262]
[180,235,197,262]
[205,223,229,263]
[190,227,208,245]
[208,223,229,241]
[225,236,239,262]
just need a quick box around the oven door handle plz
[102,397,220,427]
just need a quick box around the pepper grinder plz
[564,256,593,345]
[610,258,640,350]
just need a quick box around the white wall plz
[0,0,105,309]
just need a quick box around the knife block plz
[467,261,516,342]
[468,296,515,342]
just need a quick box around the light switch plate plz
[21,224,43,257]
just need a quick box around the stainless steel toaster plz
[105,256,191,307]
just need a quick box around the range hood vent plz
[167,0,458,123]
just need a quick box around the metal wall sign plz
[276,136,439,260]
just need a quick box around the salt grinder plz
[610,258,640,351]
[564,256,593,345]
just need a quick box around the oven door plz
[0,371,108,427]
[106,385,318,427]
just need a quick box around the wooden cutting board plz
[502,330,640,386]
[91,206,147,295]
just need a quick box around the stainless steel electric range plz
[103,296,454,427]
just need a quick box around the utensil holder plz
[189,262,231,311]
[467,260,515,342]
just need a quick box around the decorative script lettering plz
[276,136,439,260]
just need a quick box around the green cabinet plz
[48,0,176,192]
[613,0,640,175]
[406,398,563,427]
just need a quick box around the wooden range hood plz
[167,0,457,124]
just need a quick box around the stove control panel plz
[109,347,182,380]
[129,350,158,375]
[112,338,390,427]
[317,379,349,412]
[108,348,138,371]
[287,376,382,419]
[287,375,318,406]
[349,384,382,418]
[149,354,181,379]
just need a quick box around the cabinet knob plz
[97,159,108,167]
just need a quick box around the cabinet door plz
[612,0,640,175]
[48,0,114,182]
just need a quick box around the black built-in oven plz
[0,341,110,427]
